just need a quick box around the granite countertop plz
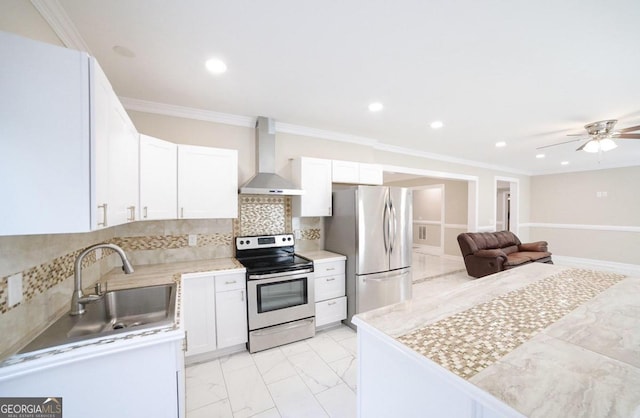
[355,263,640,417]
[99,257,244,291]
[297,250,346,262]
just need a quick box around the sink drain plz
[112,321,143,330]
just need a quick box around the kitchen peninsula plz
[353,263,640,418]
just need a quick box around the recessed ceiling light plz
[205,58,227,74]
[495,141,507,148]
[368,102,384,112]
[430,121,444,129]
[536,154,545,159]
[561,161,570,165]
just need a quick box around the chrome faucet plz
[70,243,134,316]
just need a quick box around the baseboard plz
[553,255,640,276]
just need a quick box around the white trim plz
[31,0,91,53]
[119,97,255,127]
[444,224,468,229]
[477,225,495,232]
[118,96,529,177]
[376,143,531,176]
[381,164,479,182]
[525,223,640,233]
[531,161,640,176]
[275,122,377,147]
[554,255,640,276]
[413,220,441,226]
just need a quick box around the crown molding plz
[119,97,255,128]
[375,143,532,176]
[120,96,532,176]
[31,0,91,53]
[274,122,377,147]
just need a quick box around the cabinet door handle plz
[326,278,336,282]
[181,207,184,218]
[127,206,136,221]
[326,267,335,271]
[225,280,237,285]
[143,206,148,219]
[184,330,188,352]
[98,203,108,227]
[241,290,244,302]
[328,301,336,306]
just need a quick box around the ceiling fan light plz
[599,138,618,152]
[583,140,601,153]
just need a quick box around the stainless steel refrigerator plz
[325,185,412,327]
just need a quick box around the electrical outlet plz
[8,273,23,306]
[294,230,302,239]
[188,234,198,246]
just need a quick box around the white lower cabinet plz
[0,331,185,418]
[314,258,347,327]
[214,273,248,349]
[183,270,247,359]
[182,273,217,356]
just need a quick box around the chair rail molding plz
[523,223,640,233]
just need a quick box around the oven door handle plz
[248,268,313,280]
[250,318,315,336]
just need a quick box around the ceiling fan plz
[537,119,640,153]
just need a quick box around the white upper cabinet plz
[358,163,384,185]
[0,32,141,235]
[332,160,383,185]
[292,157,333,217]
[139,135,178,220]
[177,145,238,219]
[93,63,140,228]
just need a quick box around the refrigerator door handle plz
[382,201,389,253]
[390,201,398,253]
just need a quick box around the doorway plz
[494,177,519,233]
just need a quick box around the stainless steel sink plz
[19,284,177,354]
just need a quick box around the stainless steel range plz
[235,233,315,353]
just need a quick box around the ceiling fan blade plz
[615,133,640,139]
[576,141,589,151]
[617,124,640,133]
[536,138,583,150]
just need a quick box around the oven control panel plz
[236,233,295,250]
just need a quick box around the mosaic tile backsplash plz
[0,197,323,358]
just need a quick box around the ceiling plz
[45,1,640,174]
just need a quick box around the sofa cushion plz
[502,244,519,255]
[494,231,520,247]
[519,241,548,252]
[518,251,552,262]
[504,253,532,266]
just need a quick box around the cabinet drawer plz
[314,273,345,302]
[315,296,347,327]
[214,273,246,292]
[314,260,345,277]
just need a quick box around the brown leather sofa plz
[457,231,552,278]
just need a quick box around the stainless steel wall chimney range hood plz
[239,117,304,195]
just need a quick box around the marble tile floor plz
[185,254,472,418]
[412,251,466,283]
[186,325,358,418]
